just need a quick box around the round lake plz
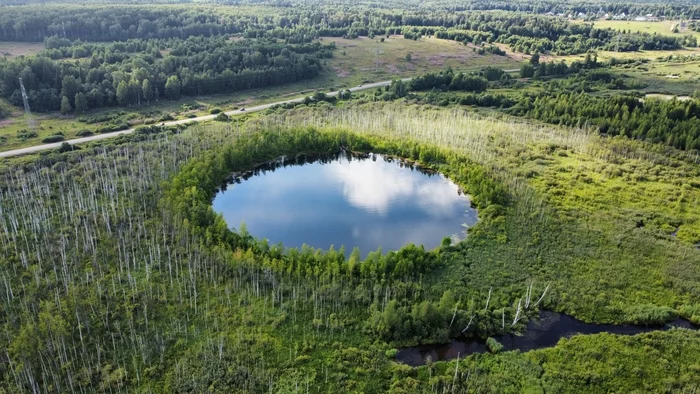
[213,152,478,256]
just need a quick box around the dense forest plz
[1,3,695,51]
[509,91,700,151]
[4,0,700,19]
[0,37,330,112]
[370,62,700,152]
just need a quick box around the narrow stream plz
[396,311,697,366]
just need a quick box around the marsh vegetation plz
[1,0,700,392]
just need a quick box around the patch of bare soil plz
[386,64,401,74]
[493,43,530,61]
[0,42,44,58]
[235,98,254,106]
[333,67,351,78]
[426,53,472,66]
[328,38,358,48]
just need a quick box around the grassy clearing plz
[548,49,700,95]
[0,41,44,58]
[552,48,700,63]
[588,20,700,40]
[613,60,700,96]
[326,35,521,87]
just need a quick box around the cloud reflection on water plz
[213,154,477,256]
[325,157,469,218]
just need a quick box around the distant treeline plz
[4,0,700,19]
[422,20,694,55]
[1,3,698,47]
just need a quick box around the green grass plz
[589,19,700,40]
[0,41,44,58]
[547,50,700,96]
[325,35,522,86]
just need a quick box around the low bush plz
[76,129,93,137]
[215,112,230,122]
[486,337,504,353]
[96,123,129,134]
[625,305,677,325]
[42,135,65,143]
[158,113,175,122]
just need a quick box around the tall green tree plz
[116,80,129,106]
[165,76,181,100]
[128,78,142,106]
[520,64,535,78]
[74,92,88,114]
[60,76,81,107]
[60,95,72,114]
[143,79,154,103]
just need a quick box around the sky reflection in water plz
[213,154,478,256]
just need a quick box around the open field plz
[550,48,700,63]
[548,49,700,96]
[0,41,44,58]
[586,20,700,40]
[325,35,522,86]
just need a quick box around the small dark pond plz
[396,311,697,367]
[213,152,478,256]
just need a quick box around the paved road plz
[0,79,405,158]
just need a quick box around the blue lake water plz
[213,152,478,256]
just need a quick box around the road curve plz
[0,79,406,158]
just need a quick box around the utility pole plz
[19,77,38,132]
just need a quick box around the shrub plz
[214,112,230,122]
[42,135,65,143]
[625,304,677,325]
[385,349,398,359]
[679,304,700,325]
[209,108,222,114]
[486,337,504,353]
[294,355,311,364]
[17,129,38,141]
[136,125,178,135]
[96,123,129,134]
[158,113,175,122]
[676,224,700,244]
[76,129,93,137]
[57,142,75,153]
